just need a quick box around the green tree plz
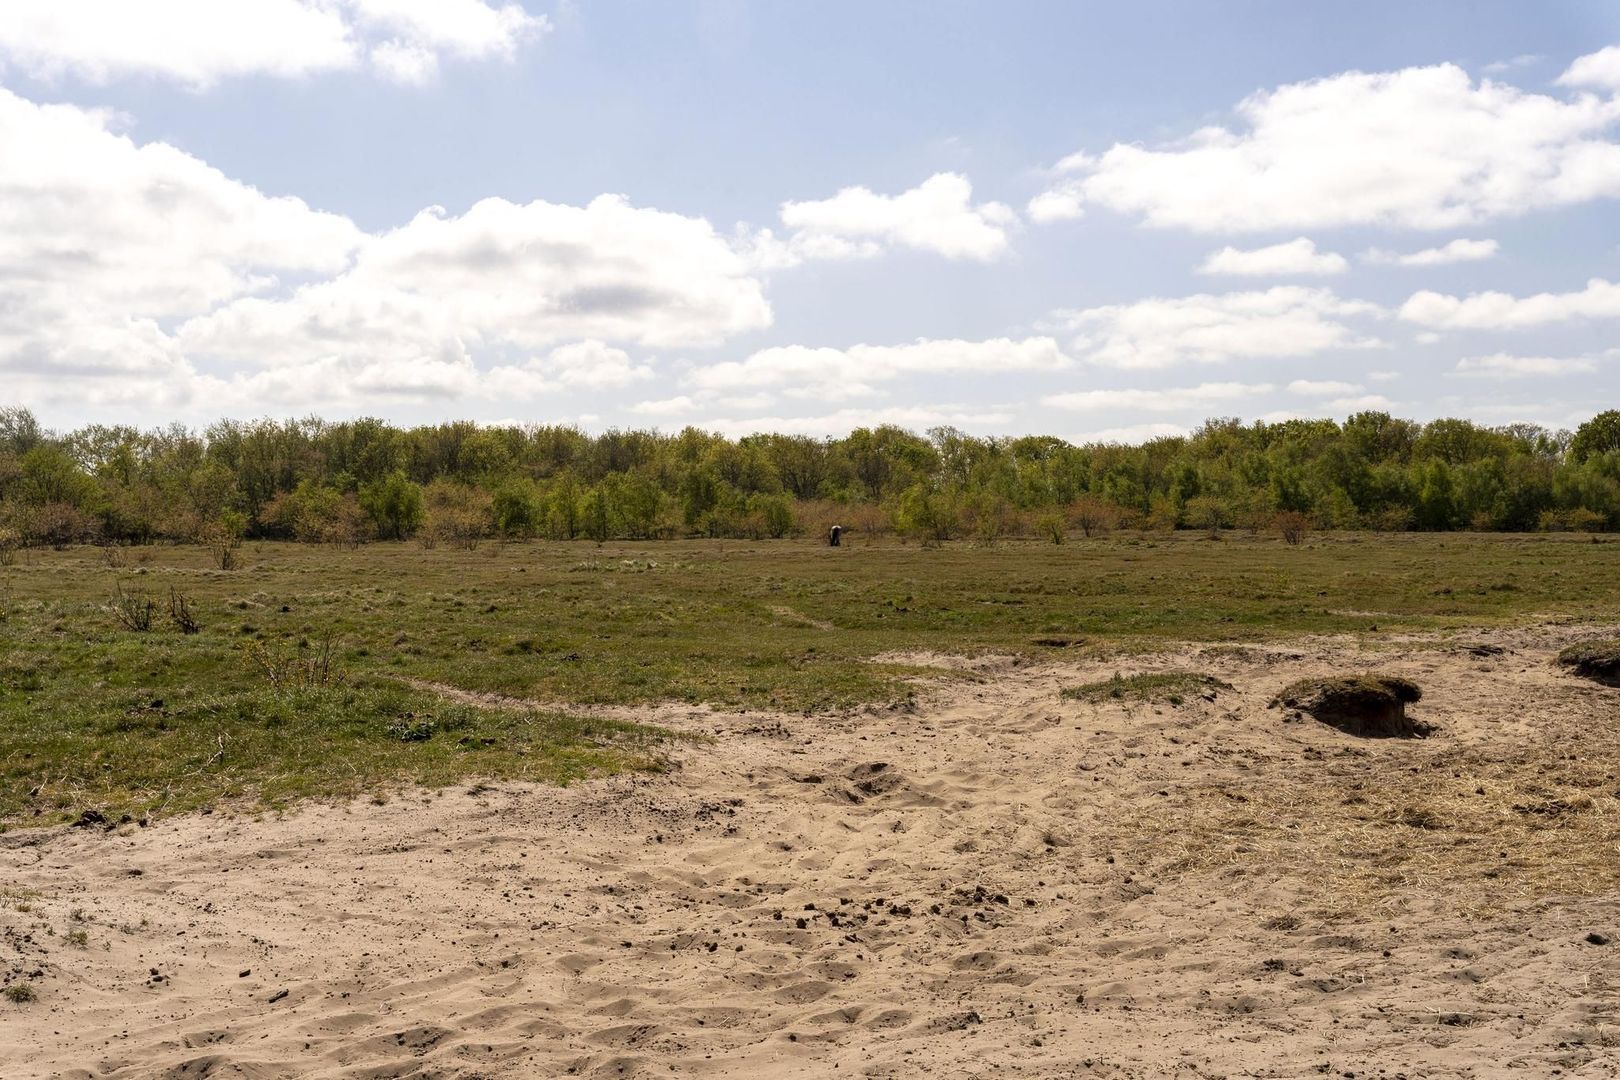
[1571,410,1620,464]
[359,471,424,540]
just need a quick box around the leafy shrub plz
[1035,512,1065,544]
[1185,495,1231,536]
[422,481,494,550]
[1540,507,1606,533]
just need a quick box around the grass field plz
[3,530,1618,826]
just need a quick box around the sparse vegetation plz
[4,983,36,1004]
[1064,671,1233,705]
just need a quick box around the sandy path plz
[3,627,1619,1078]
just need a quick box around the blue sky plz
[3,0,1619,441]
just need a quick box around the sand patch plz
[4,624,1620,1077]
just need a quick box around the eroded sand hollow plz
[4,626,1620,1078]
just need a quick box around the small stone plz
[1586,932,1611,946]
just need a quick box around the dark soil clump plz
[1271,675,1428,738]
[1556,640,1620,687]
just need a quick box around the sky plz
[3,0,1620,443]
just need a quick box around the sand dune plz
[4,626,1619,1077]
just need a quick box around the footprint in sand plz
[557,952,606,975]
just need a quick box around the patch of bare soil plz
[4,624,1619,1078]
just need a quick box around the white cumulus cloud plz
[0,86,772,413]
[688,337,1070,399]
[0,85,360,399]
[1454,353,1599,377]
[1197,238,1347,276]
[1029,61,1620,232]
[1049,287,1384,369]
[773,173,1016,262]
[1557,45,1620,92]
[1287,379,1362,396]
[689,405,1017,439]
[1043,382,1274,412]
[1400,278,1620,329]
[0,0,546,87]
[1073,422,1190,445]
[1362,238,1499,266]
[179,195,773,382]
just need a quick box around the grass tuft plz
[1556,639,1620,685]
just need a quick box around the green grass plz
[4,530,1620,826]
[1062,671,1234,705]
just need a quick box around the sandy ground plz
[4,626,1620,1078]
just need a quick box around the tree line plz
[1,405,1618,552]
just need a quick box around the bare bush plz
[201,521,243,570]
[244,634,344,693]
[1275,511,1310,546]
[168,588,201,634]
[110,581,156,632]
[1067,496,1119,538]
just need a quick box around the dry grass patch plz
[1110,735,1620,917]
[1063,671,1233,706]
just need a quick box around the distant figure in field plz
[828,524,842,547]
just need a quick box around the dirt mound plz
[1271,674,1429,737]
[1556,639,1620,686]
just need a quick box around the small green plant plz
[386,712,438,742]
[65,928,88,947]
[4,983,36,1004]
